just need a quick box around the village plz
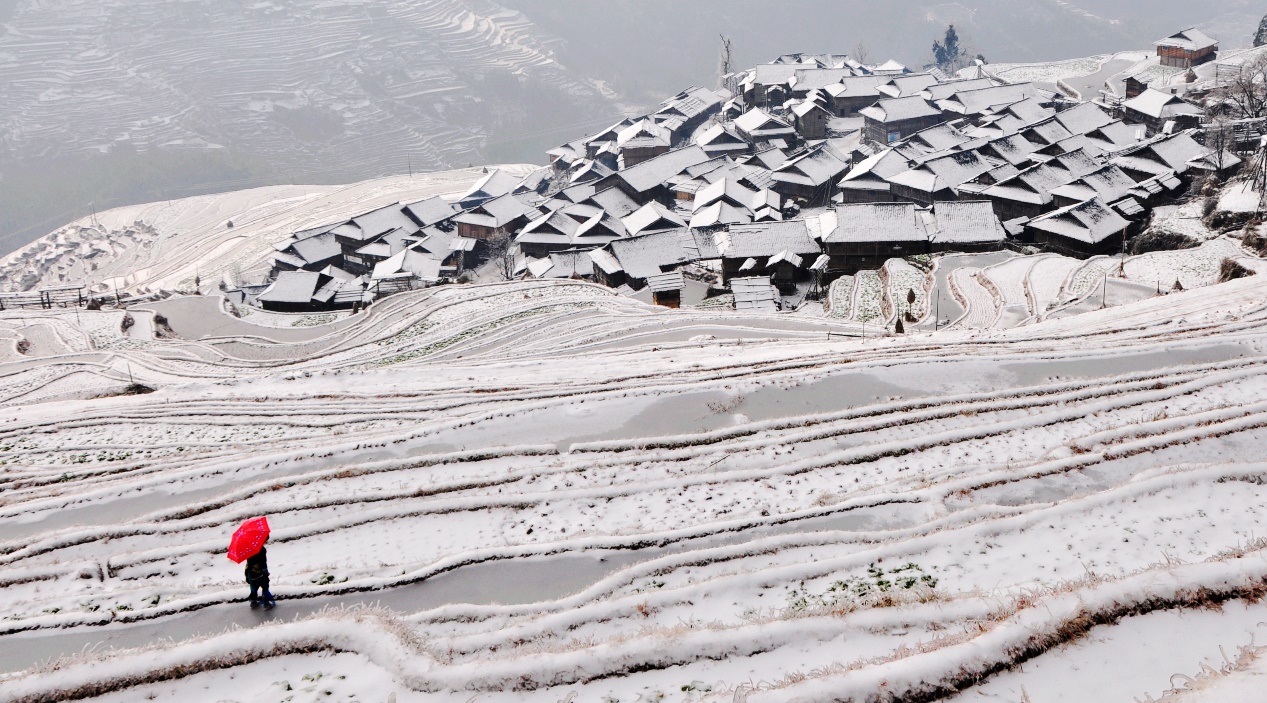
[218,26,1259,319]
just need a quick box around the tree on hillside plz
[932,26,962,71]
[1214,54,1267,119]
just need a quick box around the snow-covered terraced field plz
[0,0,621,201]
[3,272,1267,702]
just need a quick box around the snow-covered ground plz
[3,260,1267,701]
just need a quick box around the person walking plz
[245,540,275,609]
[228,516,275,609]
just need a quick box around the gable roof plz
[1154,28,1217,52]
[258,271,323,304]
[616,146,711,193]
[820,202,928,243]
[622,202,688,236]
[734,108,795,138]
[859,96,941,123]
[1026,196,1129,245]
[458,168,521,205]
[404,197,458,227]
[716,220,818,259]
[928,201,1006,244]
[1121,88,1203,120]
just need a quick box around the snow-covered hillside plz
[0,166,534,295]
[2,268,1267,701]
[0,0,618,174]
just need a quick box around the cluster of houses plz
[255,31,1239,313]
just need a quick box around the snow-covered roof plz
[822,203,927,243]
[716,220,817,259]
[404,197,458,227]
[1025,196,1129,245]
[617,146,711,193]
[1054,102,1115,136]
[622,202,687,236]
[1122,89,1203,120]
[732,276,779,312]
[588,247,623,275]
[257,271,322,304]
[646,270,684,293]
[928,201,1006,245]
[586,187,641,219]
[289,232,342,265]
[734,108,795,138]
[689,201,753,229]
[1154,28,1217,52]
[877,73,939,98]
[607,229,713,279]
[859,96,941,123]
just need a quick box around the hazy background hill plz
[0,0,1259,257]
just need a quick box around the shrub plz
[1130,229,1199,255]
[1219,257,1257,283]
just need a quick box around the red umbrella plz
[227,517,270,563]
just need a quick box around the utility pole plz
[1101,271,1108,309]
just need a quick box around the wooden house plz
[452,193,537,242]
[1023,197,1130,256]
[1155,28,1218,68]
[815,202,929,273]
[1121,88,1204,136]
[925,201,1006,253]
[714,220,818,286]
[859,96,945,146]
[792,100,833,140]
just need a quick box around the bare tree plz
[489,239,518,281]
[1214,54,1267,119]
[853,40,871,66]
[717,35,734,92]
[1203,114,1236,172]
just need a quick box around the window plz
[888,131,902,143]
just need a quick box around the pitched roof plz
[1154,28,1217,51]
[1054,102,1115,136]
[821,202,928,243]
[937,84,1040,116]
[289,232,342,264]
[734,108,795,138]
[928,201,1006,244]
[258,271,323,304]
[773,145,850,187]
[404,197,458,227]
[606,229,709,279]
[1122,88,1203,120]
[859,96,942,123]
[1026,197,1129,245]
[586,187,641,219]
[622,202,687,236]
[715,220,817,259]
[617,146,711,193]
[689,201,753,229]
[458,168,521,205]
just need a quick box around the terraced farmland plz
[1,273,1267,701]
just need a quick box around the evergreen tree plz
[932,25,963,71]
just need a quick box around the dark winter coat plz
[245,546,270,585]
